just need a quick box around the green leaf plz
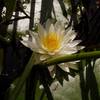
[68,68,78,77]
[56,65,70,85]
[8,53,36,100]
[55,65,64,85]
[0,48,4,74]
[4,0,16,20]
[39,67,54,100]
[25,67,40,100]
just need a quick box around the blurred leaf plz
[69,68,78,77]
[55,65,69,85]
[0,0,16,37]
[58,0,68,20]
[55,65,64,85]
[7,53,36,100]
[39,67,53,86]
[0,34,12,44]
[70,0,78,28]
[86,59,100,100]
[40,0,53,24]
[64,0,71,5]
[25,67,39,100]
[17,84,25,100]
[26,67,48,100]
[35,82,47,100]
[4,0,16,20]
[0,48,4,74]
[55,64,79,85]
[39,67,54,100]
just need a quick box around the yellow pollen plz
[42,33,60,52]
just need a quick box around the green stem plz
[42,51,100,66]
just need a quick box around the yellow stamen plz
[42,33,61,52]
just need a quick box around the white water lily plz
[21,20,83,72]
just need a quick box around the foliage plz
[0,0,100,100]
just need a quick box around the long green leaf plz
[8,53,35,100]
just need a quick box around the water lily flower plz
[21,20,84,72]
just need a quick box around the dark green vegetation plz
[0,0,100,100]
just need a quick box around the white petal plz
[21,40,29,47]
[59,63,70,72]
[45,19,52,32]
[22,32,37,48]
[48,65,55,78]
[77,46,85,50]
[40,55,49,60]
[59,49,77,55]
[67,62,79,70]
[55,21,65,35]
[66,40,81,47]
[49,24,55,33]
[59,62,78,71]
[29,31,48,53]
[64,32,76,43]
[59,45,78,55]
[48,65,55,72]
[28,31,37,42]
[59,40,83,55]
[55,21,64,29]
[38,23,46,38]
[21,39,45,54]
[63,28,77,44]
[28,31,38,41]
[21,40,36,50]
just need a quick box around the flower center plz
[42,33,61,52]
